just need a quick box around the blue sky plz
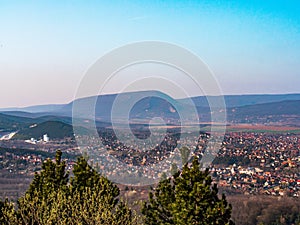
[0,0,300,107]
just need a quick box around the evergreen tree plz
[15,150,70,224]
[179,146,191,165]
[71,155,98,190]
[0,199,16,224]
[170,163,179,176]
[142,156,234,225]
[71,155,120,209]
[0,150,137,224]
[26,150,69,197]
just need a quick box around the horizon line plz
[1,91,300,110]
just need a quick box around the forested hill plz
[12,121,75,140]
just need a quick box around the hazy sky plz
[0,0,300,108]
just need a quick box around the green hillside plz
[0,113,33,131]
[12,121,75,140]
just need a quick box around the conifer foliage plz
[0,150,136,225]
[142,157,234,225]
[0,151,234,225]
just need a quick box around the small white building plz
[43,134,49,142]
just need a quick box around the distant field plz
[131,123,300,134]
[226,124,300,133]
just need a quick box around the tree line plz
[0,150,234,225]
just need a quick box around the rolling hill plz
[227,100,300,125]
[1,92,300,134]
[180,93,300,108]
[0,104,64,113]
[0,113,34,131]
[12,121,76,140]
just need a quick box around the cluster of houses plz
[0,130,299,196]
[210,132,300,197]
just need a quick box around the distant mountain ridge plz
[179,93,300,108]
[228,100,300,124]
[1,92,300,134]
[2,92,300,113]
[0,104,64,113]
